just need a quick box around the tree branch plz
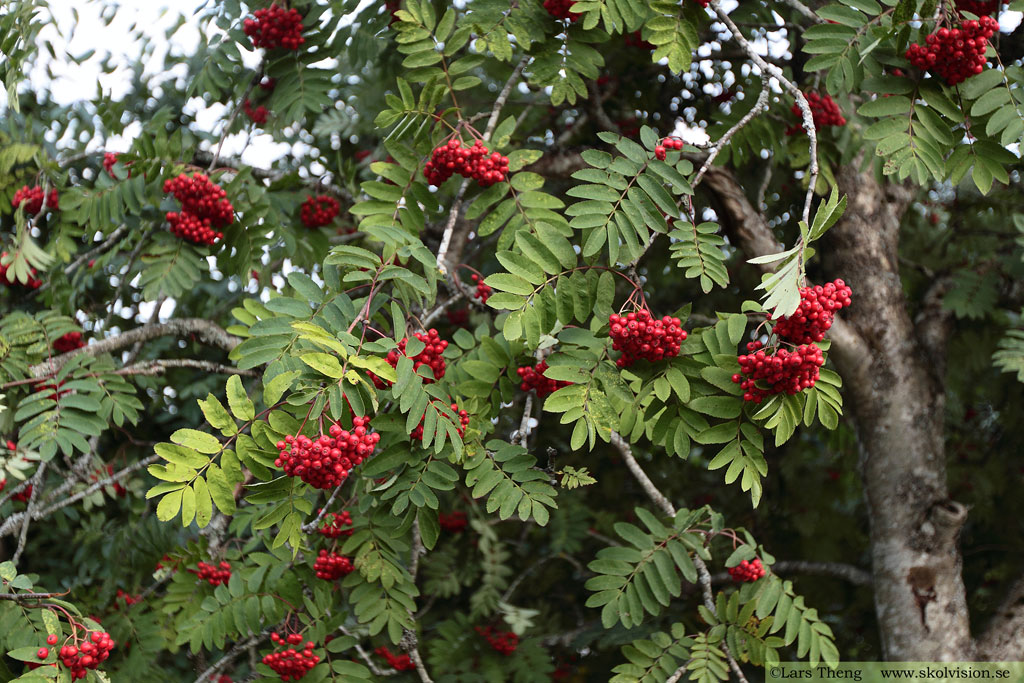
[113,359,256,378]
[28,318,240,379]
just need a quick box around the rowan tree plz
[2,0,1024,681]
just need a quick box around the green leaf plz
[226,375,255,421]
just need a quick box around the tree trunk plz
[825,166,974,661]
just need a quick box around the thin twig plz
[338,626,395,677]
[693,75,771,189]
[101,226,157,332]
[193,631,271,683]
[300,484,345,533]
[12,462,47,565]
[114,359,257,377]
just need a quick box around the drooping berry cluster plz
[58,630,116,680]
[733,341,825,403]
[438,510,468,533]
[906,18,998,85]
[410,402,469,442]
[163,173,234,246]
[608,311,687,367]
[11,185,59,215]
[786,92,846,135]
[53,331,85,353]
[313,550,355,580]
[728,558,766,583]
[770,279,852,344]
[374,329,448,388]
[654,137,684,160]
[517,361,571,398]
[274,418,380,490]
[475,626,519,655]
[243,99,269,125]
[103,152,132,179]
[423,139,509,188]
[191,561,232,586]
[317,510,354,538]
[300,195,340,228]
[264,633,320,680]
[0,253,43,289]
[956,0,1001,15]
[375,646,415,671]
[471,273,492,303]
[543,0,580,20]
[243,5,305,50]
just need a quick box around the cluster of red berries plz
[317,510,354,538]
[116,589,141,607]
[375,646,415,671]
[102,152,130,179]
[89,463,128,498]
[786,92,846,136]
[374,329,448,388]
[11,484,33,503]
[733,341,825,403]
[543,0,580,20]
[906,18,998,85]
[57,630,115,679]
[53,331,85,353]
[608,311,687,367]
[475,626,519,655]
[163,173,234,246]
[411,402,469,442]
[300,195,340,228]
[654,137,684,160]
[0,253,43,289]
[470,273,492,303]
[446,307,470,328]
[691,0,711,7]
[624,31,655,50]
[313,550,355,580]
[190,561,232,586]
[424,139,509,188]
[11,185,59,215]
[770,280,852,344]
[438,510,468,533]
[264,633,320,680]
[728,558,766,583]
[274,418,380,490]
[956,0,1000,15]
[243,5,305,50]
[243,99,269,125]
[517,361,571,398]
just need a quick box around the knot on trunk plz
[917,499,969,553]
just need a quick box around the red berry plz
[300,195,340,228]
[728,558,766,583]
[243,4,305,50]
[608,310,687,367]
[11,185,59,215]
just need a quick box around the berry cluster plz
[375,329,448,388]
[116,589,141,607]
[88,463,128,498]
[261,77,277,91]
[58,630,115,679]
[12,484,33,503]
[438,510,468,533]
[733,341,825,403]
[956,0,1000,15]
[691,0,711,7]
[608,311,687,367]
[475,626,519,655]
[274,418,380,490]
[103,152,131,179]
[317,510,354,538]
[191,561,232,586]
[11,185,59,215]
[53,331,85,353]
[906,18,998,85]
[786,92,846,135]
[446,307,470,328]
[300,195,340,228]
[163,173,234,246]
[411,402,469,442]
[770,280,852,344]
[375,646,415,671]
[244,5,305,50]
[624,31,655,50]
[470,273,492,303]
[424,139,509,188]
[543,0,580,20]
[264,633,320,680]
[0,253,43,289]
[728,558,766,583]
[243,99,269,125]
[517,361,571,398]
[654,137,684,160]
[313,550,355,580]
